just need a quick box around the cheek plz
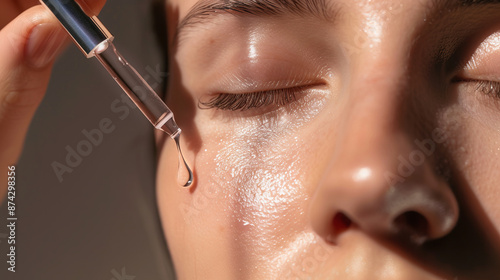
[158,56,330,274]
[196,121,312,256]
[437,105,500,231]
[158,107,324,276]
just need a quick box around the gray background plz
[0,0,176,279]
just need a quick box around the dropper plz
[40,0,193,187]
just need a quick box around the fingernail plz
[26,23,67,68]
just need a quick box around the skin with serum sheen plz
[156,0,500,279]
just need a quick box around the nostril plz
[393,211,429,244]
[327,212,352,244]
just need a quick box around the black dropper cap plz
[40,0,113,58]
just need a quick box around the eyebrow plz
[432,0,500,8]
[175,0,500,44]
[176,0,337,41]
[424,0,500,22]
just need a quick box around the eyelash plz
[454,78,500,98]
[198,78,500,111]
[475,80,500,98]
[199,86,311,111]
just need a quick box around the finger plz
[0,5,68,169]
[79,0,107,16]
[0,0,107,197]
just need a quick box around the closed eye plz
[452,77,500,98]
[199,84,320,111]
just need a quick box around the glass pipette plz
[40,0,193,186]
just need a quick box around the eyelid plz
[205,60,332,95]
[213,75,326,94]
[460,31,500,80]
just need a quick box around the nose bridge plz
[323,63,416,219]
[334,59,412,167]
[334,2,414,154]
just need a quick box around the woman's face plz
[156,0,500,279]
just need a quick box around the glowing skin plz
[156,0,500,279]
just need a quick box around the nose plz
[310,79,459,245]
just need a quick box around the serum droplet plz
[174,134,193,187]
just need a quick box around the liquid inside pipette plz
[39,0,192,187]
[94,40,193,187]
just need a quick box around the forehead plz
[168,0,500,35]
[168,0,500,50]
